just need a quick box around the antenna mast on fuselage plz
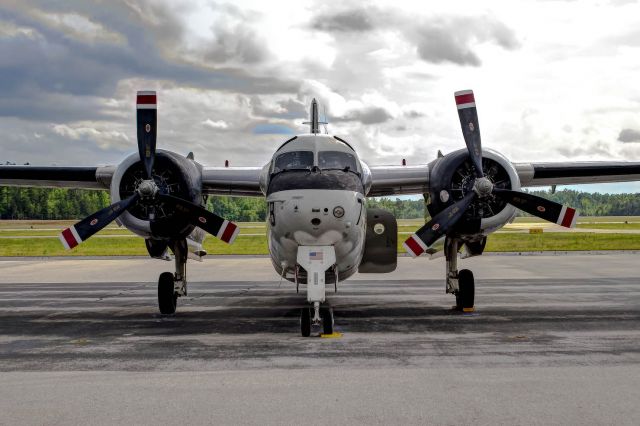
[304,98,327,134]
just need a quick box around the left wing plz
[201,166,263,197]
[0,165,114,189]
[0,164,266,196]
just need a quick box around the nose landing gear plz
[300,304,334,337]
[296,246,337,337]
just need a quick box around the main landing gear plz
[157,239,188,315]
[445,238,475,312]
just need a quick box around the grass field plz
[0,217,638,256]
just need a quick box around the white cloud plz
[202,119,229,129]
[52,123,130,150]
[2,0,640,193]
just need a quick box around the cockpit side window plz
[272,151,314,173]
[318,151,358,172]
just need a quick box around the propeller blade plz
[158,194,240,244]
[493,189,579,228]
[403,192,476,257]
[137,91,157,179]
[455,90,483,178]
[59,193,140,250]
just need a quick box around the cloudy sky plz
[1,0,640,192]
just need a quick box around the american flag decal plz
[309,251,324,261]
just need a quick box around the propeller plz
[403,90,579,257]
[59,91,239,250]
[59,193,139,250]
[136,91,157,179]
[158,194,240,244]
[455,90,484,178]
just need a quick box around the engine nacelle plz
[428,148,521,238]
[110,150,203,239]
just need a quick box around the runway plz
[1,254,639,424]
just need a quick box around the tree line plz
[0,186,639,220]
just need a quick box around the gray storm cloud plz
[618,128,640,143]
[311,9,375,33]
[0,0,297,123]
[333,107,394,125]
[309,7,519,66]
[412,17,520,66]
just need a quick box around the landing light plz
[333,206,345,218]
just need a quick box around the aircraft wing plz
[368,165,430,197]
[367,161,640,197]
[201,167,263,197]
[0,164,265,196]
[515,161,640,187]
[0,165,114,190]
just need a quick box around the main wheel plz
[158,272,177,315]
[300,307,311,337]
[321,307,334,335]
[456,269,475,311]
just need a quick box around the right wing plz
[366,160,640,197]
[515,161,640,187]
[367,165,430,197]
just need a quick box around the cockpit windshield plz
[272,151,314,173]
[318,151,358,172]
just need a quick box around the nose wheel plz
[300,305,334,337]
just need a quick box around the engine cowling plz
[427,148,521,238]
[110,150,203,239]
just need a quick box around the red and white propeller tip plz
[136,91,157,109]
[556,206,579,228]
[454,89,476,109]
[59,225,82,250]
[216,220,240,244]
[403,234,428,258]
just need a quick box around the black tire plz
[321,308,334,335]
[158,272,177,315]
[300,307,311,337]
[457,269,475,310]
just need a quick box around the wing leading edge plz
[367,161,640,197]
[201,167,264,197]
[0,165,114,190]
[515,161,640,187]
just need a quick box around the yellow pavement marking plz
[320,332,343,338]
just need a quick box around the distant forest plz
[0,186,639,220]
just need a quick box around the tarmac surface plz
[1,254,639,425]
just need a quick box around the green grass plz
[0,229,134,237]
[1,218,639,256]
[0,235,268,257]
[484,233,640,251]
[576,223,640,230]
[0,237,147,256]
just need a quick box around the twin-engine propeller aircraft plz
[2,90,640,336]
